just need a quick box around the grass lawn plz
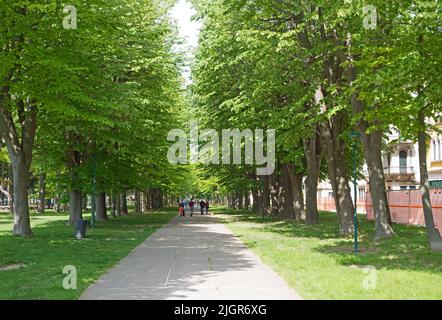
[215,207,442,300]
[0,208,176,299]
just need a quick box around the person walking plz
[199,199,205,215]
[205,200,210,215]
[189,199,195,217]
[178,201,185,217]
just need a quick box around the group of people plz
[178,199,210,217]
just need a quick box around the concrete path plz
[80,213,301,300]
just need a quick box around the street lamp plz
[349,131,360,253]
[91,153,96,229]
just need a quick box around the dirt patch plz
[0,263,26,271]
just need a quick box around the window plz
[438,138,441,161]
[358,188,366,200]
[399,150,407,173]
[400,186,408,190]
[434,138,442,161]
[430,180,442,189]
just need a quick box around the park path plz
[80,211,301,300]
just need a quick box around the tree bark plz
[69,190,82,224]
[418,110,442,251]
[270,172,282,216]
[82,194,88,211]
[304,134,321,224]
[281,164,296,219]
[37,173,46,213]
[238,192,243,210]
[284,163,305,220]
[244,191,250,210]
[361,130,394,239]
[8,166,13,214]
[121,192,128,215]
[0,95,37,236]
[12,156,32,236]
[111,193,117,217]
[252,187,259,212]
[331,30,393,239]
[143,189,150,211]
[96,192,108,221]
[116,193,122,216]
[319,114,354,235]
[134,190,141,214]
[261,175,271,216]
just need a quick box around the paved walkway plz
[80,212,301,300]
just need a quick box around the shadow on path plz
[80,214,301,300]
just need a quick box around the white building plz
[317,126,442,201]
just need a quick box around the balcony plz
[384,166,416,182]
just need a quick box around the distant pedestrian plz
[205,200,210,215]
[199,200,205,215]
[189,199,195,217]
[178,201,185,217]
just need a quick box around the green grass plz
[215,207,442,300]
[0,208,176,299]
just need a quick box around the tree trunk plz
[38,173,46,214]
[82,194,88,211]
[54,196,61,213]
[418,110,442,251]
[121,192,128,215]
[116,193,122,216]
[281,164,296,219]
[12,155,32,236]
[319,115,354,235]
[158,190,164,209]
[284,163,305,220]
[244,191,250,210]
[143,189,150,211]
[96,192,108,221]
[150,189,160,210]
[304,133,321,224]
[111,193,117,217]
[0,95,37,236]
[361,129,394,239]
[69,190,82,224]
[238,192,243,209]
[270,173,281,216]
[134,190,141,214]
[8,166,13,214]
[261,175,271,216]
[252,187,259,212]
[330,30,393,239]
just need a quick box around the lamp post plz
[91,153,96,229]
[349,131,360,253]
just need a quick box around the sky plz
[170,0,202,83]
[170,0,201,49]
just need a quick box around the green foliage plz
[1,1,191,200]
[190,0,441,194]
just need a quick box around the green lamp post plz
[349,131,360,253]
[91,153,96,229]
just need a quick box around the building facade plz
[317,126,442,213]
